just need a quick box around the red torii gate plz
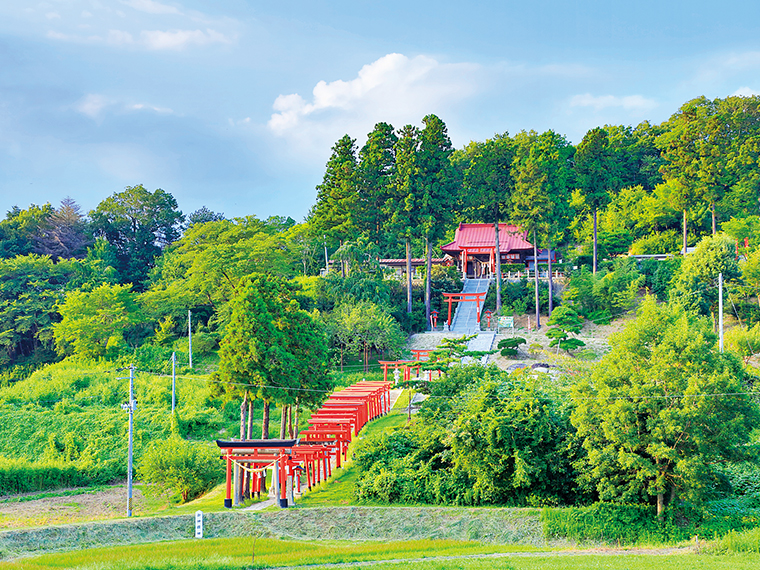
[442,291,486,329]
[378,360,420,385]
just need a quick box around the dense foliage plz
[354,365,581,506]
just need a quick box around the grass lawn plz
[0,538,542,569]
[296,411,408,507]
[3,537,760,570]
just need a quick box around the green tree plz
[308,135,359,254]
[576,127,614,275]
[143,216,299,329]
[511,130,574,326]
[0,255,75,369]
[461,133,515,313]
[389,124,421,314]
[571,297,758,518]
[0,204,55,259]
[355,122,398,248]
[329,300,404,372]
[53,283,144,359]
[216,274,331,437]
[418,114,458,327]
[90,185,184,289]
[669,233,740,318]
[138,436,220,503]
[546,306,586,354]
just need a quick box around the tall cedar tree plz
[417,114,457,328]
[308,135,359,255]
[511,130,574,327]
[356,123,398,249]
[575,127,614,275]
[390,125,421,314]
[656,97,714,252]
[461,134,515,314]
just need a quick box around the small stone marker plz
[195,510,203,539]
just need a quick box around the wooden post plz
[224,452,232,508]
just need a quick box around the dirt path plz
[264,546,695,569]
[0,485,141,530]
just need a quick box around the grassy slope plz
[297,411,408,507]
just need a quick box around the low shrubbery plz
[0,455,120,496]
[542,501,760,545]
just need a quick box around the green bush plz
[138,436,222,503]
[543,501,760,545]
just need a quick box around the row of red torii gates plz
[216,380,391,508]
[214,292,486,508]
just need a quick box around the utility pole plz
[171,351,176,413]
[118,365,136,517]
[188,309,193,369]
[719,272,724,353]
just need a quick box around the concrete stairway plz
[449,278,491,333]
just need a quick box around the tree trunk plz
[712,202,717,235]
[261,400,270,439]
[406,238,413,314]
[593,209,598,275]
[657,492,665,520]
[425,235,432,330]
[407,386,413,423]
[533,228,541,330]
[547,244,553,316]
[683,209,688,255]
[288,404,294,439]
[293,399,300,440]
[240,391,249,439]
[279,404,288,439]
[494,220,502,314]
[340,240,345,278]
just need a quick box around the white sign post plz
[195,510,203,539]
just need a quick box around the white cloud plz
[76,94,112,118]
[106,29,134,45]
[45,12,61,20]
[140,28,230,50]
[569,93,657,112]
[128,103,173,114]
[733,86,760,97]
[268,53,479,151]
[120,0,182,16]
[48,26,230,50]
[723,52,760,70]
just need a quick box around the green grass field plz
[2,537,760,570]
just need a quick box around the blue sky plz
[2,1,760,221]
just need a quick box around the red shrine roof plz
[440,223,534,254]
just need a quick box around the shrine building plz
[440,223,535,279]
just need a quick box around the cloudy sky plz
[2,1,760,221]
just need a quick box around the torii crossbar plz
[442,292,487,329]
